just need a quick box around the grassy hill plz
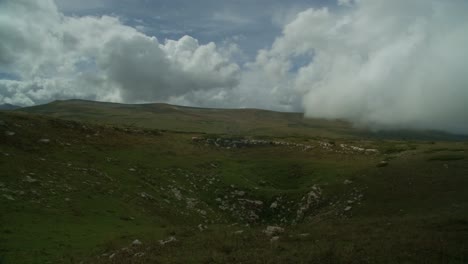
[19,99,354,138]
[1,101,468,263]
[19,99,467,141]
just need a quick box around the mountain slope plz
[1,110,467,263]
[20,99,468,141]
[0,104,20,110]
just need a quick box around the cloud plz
[0,0,239,105]
[245,0,468,134]
[1,0,467,135]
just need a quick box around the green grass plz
[427,154,465,161]
[1,105,468,263]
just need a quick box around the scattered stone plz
[296,186,322,221]
[197,209,207,216]
[198,224,208,231]
[132,239,142,246]
[263,226,284,236]
[2,194,14,201]
[134,252,145,257]
[65,198,70,202]
[344,206,352,211]
[24,176,38,183]
[140,192,153,200]
[38,138,50,143]
[171,188,183,200]
[109,253,116,259]
[343,179,353,185]
[128,168,136,172]
[5,131,15,136]
[233,230,244,235]
[233,190,245,196]
[247,211,260,221]
[270,236,280,243]
[238,199,264,206]
[159,236,176,245]
[270,201,278,209]
[298,233,310,238]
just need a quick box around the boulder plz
[159,236,176,245]
[263,226,284,236]
[2,194,14,201]
[270,236,280,243]
[132,239,142,246]
[270,201,278,209]
[24,176,38,183]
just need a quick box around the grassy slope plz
[20,100,468,141]
[0,103,467,263]
[19,100,352,137]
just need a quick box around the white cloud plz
[241,0,468,134]
[338,0,353,6]
[0,0,239,105]
[1,0,468,135]
[212,11,252,25]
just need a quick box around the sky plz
[0,0,467,134]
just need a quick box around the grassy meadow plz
[0,100,467,263]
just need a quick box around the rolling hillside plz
[0,101,467,263]
[19,100,467,141]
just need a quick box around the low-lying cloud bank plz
[1,0,467,134]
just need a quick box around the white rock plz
[263,226,284,236]
[344,206,352,211]
[233,190,245,196]
[159,236,176,245]
[233,230,244,235]
[132,239,142,246]
[5,131,15,136]
[171,188,183,200]
[2,194,14,201]
[270,236,280,243]
[38,138,50,143]
[270,201,278,209]
[140,192,153,199]
[24,176,38,183]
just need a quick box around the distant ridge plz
[18,99,468,141]
[0,103,21,110]
[47,99,303,113]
